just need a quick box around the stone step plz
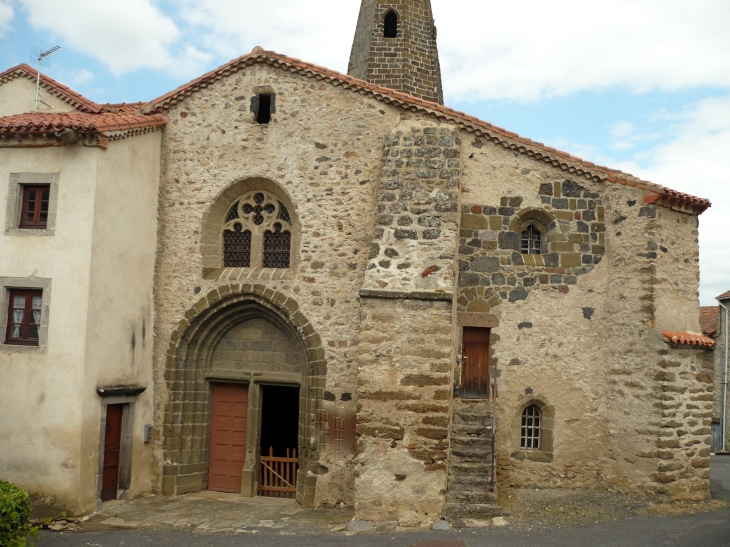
[448,475,493,488]
[454,414,492,425]
[442,502,502,520]
[454,408,492,419]
[446,489,497,505]
[451,424,491,436]
[451,435,492,448]
[450,462,492,475]
[450,446,493,460]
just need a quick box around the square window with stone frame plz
[19,184,51,229]
[5,289,43,346]
[5,173,59,236]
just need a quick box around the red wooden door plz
[102,404,123,501]
[208,384,249,493]
[461,327,490,399]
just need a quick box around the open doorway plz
[259,385,299,498]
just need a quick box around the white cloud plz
[18,0,210,76]
[610,95,730,304]
[68,69,93,85]
[13,0,730,102]
[436,0,730,102]
[164,0,730,103]
[174,0,360,73]
[0,0,13,37]
[610,122,635,139]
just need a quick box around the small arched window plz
[521,224,542,255]
[521,405,541,450]
[223,191,292,268]
[384,10,398,38]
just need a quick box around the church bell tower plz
[348,0,444,105]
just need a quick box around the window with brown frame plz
[5,289,43,345]
[19,185,51,229]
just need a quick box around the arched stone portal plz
[160,285,326,506]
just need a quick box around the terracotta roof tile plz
[0,111,167,136]
[100,102,147,115]
[143,49,710,215]
[699,306,719,336]
[0,64,103,113]
[718,290,730,300]
[661,331,716,348]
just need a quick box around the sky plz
[0,0,728,305]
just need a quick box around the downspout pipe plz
[720,300,729,452]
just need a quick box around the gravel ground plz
[33,457,730,546]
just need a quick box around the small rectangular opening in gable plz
[257,94,272,124]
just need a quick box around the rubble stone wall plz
[152,62,403,506]
[363,118,459,295]
[355,296,453,524]
[459,133,710,500]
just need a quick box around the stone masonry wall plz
[648,344,714,499]
[355,297,453,525]
[348,0,443,104]
[457,179,606,315]
[459,133,711,500]
[211,318,303,375]
[354,117,459,524]
[152,62,404,506]
[363,119,460,295]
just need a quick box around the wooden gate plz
[258,447,298,498]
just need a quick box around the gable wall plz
[152,63,403,505]
[0,77,76,116]
[458,133,711,499]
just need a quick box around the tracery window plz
[223,191,292,269]
[521,405,541,450]
[521,224,542,255]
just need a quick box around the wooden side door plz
[102,404,124,501]
[461,327,490,399]
[208,384,249,493]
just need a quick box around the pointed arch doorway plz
[160,287,327,507]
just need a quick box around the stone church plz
[0,0,717,525]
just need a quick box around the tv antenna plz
[31,46,62,112]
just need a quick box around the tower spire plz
[348,0,444,105]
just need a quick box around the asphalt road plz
[37,456,730,547]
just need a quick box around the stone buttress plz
[355,119,459,524]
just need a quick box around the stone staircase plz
[442,399,502,520]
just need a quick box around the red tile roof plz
[0,64,104,113]
[700,306,719,336]
[144,48,710,214]
[0,111,167,134]
[100,102,147,115]
[662,331,716,348]
[718,290,730,301]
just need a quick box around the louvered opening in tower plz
[384,10,398,38]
